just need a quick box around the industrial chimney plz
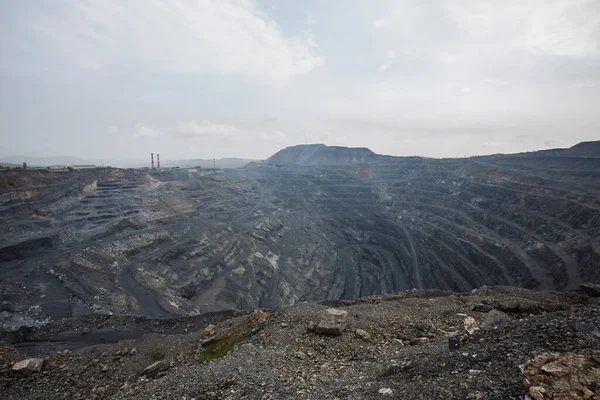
[157,154,160,170]
[151,153,154,169]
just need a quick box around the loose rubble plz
[0,286,598,399]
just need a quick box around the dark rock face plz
[1,142,600,325]
[580,283,600,297]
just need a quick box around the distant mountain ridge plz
[264,141,600,166]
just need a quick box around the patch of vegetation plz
[197,310,267,363]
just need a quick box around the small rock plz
[281,322,288,328]
[12,358,44,372]
[355,329,371,341]
[378,388,393,395]
[203,324,216,334]
[314,308,348,335]
[409,337,429,346]
[448,335,461,351]
[472,303,493,312]
[295,351,308,360]
[307,321,316,332]
[466,392,483,399]
[141,360,170,379]
[464,316,479,335]
[527,385,547,400]
[130,348,137,355]
[81,327,91,335]
[580,283,600,297]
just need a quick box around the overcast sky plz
[1,0,599,160]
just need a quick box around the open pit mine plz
[1,142,599,329]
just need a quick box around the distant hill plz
[266,144,391,166]
[0,156,91,167]
[560,141,600,158]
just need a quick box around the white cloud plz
[173,121,238,138]
[445,0,600,59]
[373,19,388,29]
[259,130,287,141]
[378,63,390,72]
[26,0,324,87]
[567,80,600,89]
[378,49,398,72]
[520,0,600,58]
[106,125,120,135]
[133,123,161,138]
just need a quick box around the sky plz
[1,0,599,161]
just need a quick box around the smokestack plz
[151,153,154,169]
[22,162,27,170]
[157,154,160,170]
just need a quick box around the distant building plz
[48,165,67,170]
[71,165,96,170]
[22,162,27,170]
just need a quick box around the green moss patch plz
[197,310,268,362]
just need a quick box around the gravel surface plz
[1,286,599,399]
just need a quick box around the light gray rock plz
[12,358,44,372]
[314,308,348,335]
[141,360,170,378]
[482,309,512,329]
[355,329,371,341]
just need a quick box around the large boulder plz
[314,308,348,335]
[12,358,44,372]
[580,283,600,298]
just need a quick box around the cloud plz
[373,19,388,29]
[133,123,161,138]
[259,130,287,141]
[173,121,238,138]
[445,0,600,59]
[378,49,398,72]
[22,0,324,87]
[567,80,600,89]
[106,125,120,135]
[519,0,600,58]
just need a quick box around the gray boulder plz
[482,310,512,329]
[141,360,170,379]
[314,308,348,335]
[12,358,44,372]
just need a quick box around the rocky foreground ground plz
[1,285,599,399]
